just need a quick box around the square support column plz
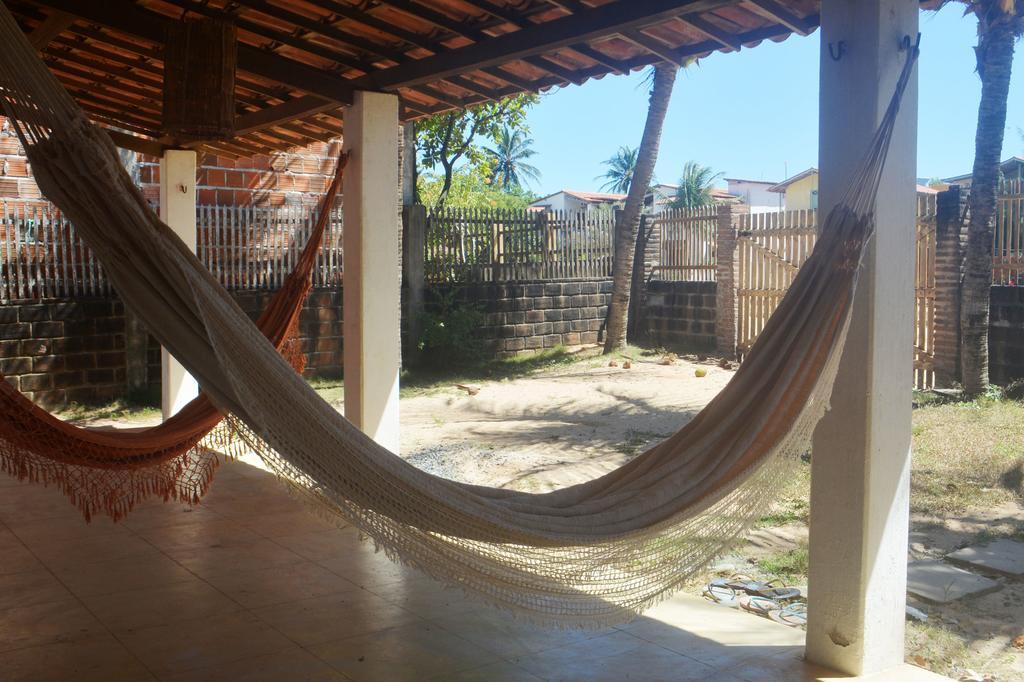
[806,0,919,676]
[343,91,401,453]
[159,149,199,419]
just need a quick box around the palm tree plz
[597,146,639,193]
[484,125,541,190]
[952,0,1023,396]
[604,64,679,353]
[671,161,724,208]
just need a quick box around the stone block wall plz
[1,288,345,408]
[433,279,612,359]
[641,280,717,350]
[989,286,1024,386]
[0,298,128,407]
[232,288,344,377]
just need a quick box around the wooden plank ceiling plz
[8,0,823,157]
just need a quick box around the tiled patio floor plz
[0,459,947,681]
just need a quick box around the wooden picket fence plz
[651,206,717,281]
[197,204,343,290]
[424,207,614,282]
[0,200,344,300]
[993,180,1024,286]
[0,200,111,300]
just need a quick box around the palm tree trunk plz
[961,16,1016,396]
[603,64,677,353]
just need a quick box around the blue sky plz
[522,3,1023,196]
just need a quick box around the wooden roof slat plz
[742,0,814,36]
[30,0,356,104]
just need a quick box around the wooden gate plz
[733,202,938,389]
[914,193,937,389]
[652,206,717,281]
[735,209,817,357]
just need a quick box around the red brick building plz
[1,116,342,207]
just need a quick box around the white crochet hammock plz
[0,2,918,627]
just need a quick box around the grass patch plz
[756,541,809,582]
[910,393,1024,515]
[58,399,161,424]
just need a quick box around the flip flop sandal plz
[712,576,801,602]
[755,585,802,601]
[768,602,807,628]
[703,583,742,608]
[738,594,781,617]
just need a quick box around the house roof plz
[723,177,779,186]
[767,167,817,193]
[9,0,829,157]
[530,189,626,205]
[943,156,1024,183]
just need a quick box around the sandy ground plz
[85,351,1024,678]
[397,355,732,493]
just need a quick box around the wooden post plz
[933,186,966,387]
[402,204,426,364]
[715,203,742,359]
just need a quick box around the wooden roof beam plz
[29,0,356,105]
[742,0,814,36]
[620,29,688,67]
[28,9,73,48]
[355,0,738,90]
[681,15,742,51]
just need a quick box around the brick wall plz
[137,140,343,207]
[0,115,341,207]
[0,120,42,202]
[989,286,1024,386]
[1,288,344,408]
[0,298,127,408]
[433,280,612,360]
[641,280,717,350]
[232,288,344,378]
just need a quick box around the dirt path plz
[399,355,732,492]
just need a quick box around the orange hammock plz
[0,153,347,521]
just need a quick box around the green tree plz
[597,146,638,193]
[942,0,1022,396]
[416,165,536,210]
[671,161,724,208]
[604,64,679,353]
[484,125,541,190]
[416,94,538,210]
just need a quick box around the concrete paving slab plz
[906,560,1000,604]
[946,538,1024,577]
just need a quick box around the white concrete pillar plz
[806,0,919,676]
[343,91,401,452]
[159,149,199,419]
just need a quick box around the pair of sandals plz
[703,575,807,628]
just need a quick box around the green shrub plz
[417,290,487,368]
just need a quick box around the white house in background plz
[528,189,625,213]
[724,178,782,213]
[644,183,739,214]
